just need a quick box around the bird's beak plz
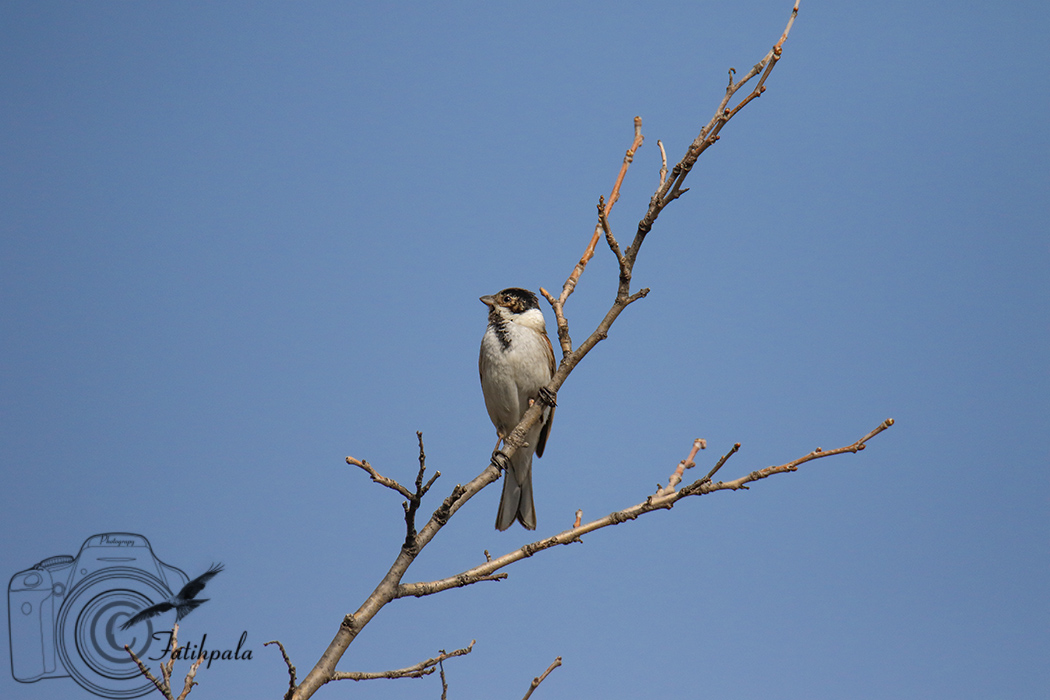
[480,294,496,307]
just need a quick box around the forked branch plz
[286,5,864,700]
[125,624,205,700]
[395,419,893,599]
[541,116,645,355]
[347,431,441,549]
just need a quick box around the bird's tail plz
[496,449,536,530]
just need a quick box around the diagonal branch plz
[518,2,804,474]
[644,0,800,239]
[704,442,741,483]
[541,116,645,356]
[657,437,706,496]
[125,646,170,700]
[682,417,892,495]
[522,656,562,700]
[347,456,415,500]
[330,641,475,681]
[292,6,812,698]
[396,419,893,598]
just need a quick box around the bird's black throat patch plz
[488,314,512,350]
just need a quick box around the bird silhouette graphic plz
[120,563,223,630]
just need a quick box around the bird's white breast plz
[480,317,551,434]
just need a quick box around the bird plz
[120,563,223,630]
[479,287,556,530]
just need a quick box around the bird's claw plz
[538,387,557,407]
[490,449,511,472]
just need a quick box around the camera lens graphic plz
[56,568,173,699]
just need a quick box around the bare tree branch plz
[522,656,562,700]
[347,431,440,550]
[264,639,297,700]
[346,456,414,500]
[396,419,893,598]
[658,437,706,496]
[125,645,170,700]
[174,657,205,700]
[657,139,668,188]
[704,442,742,483]
[500,1,804,497]
[124,623,205,700]
[541,116,645,356]
[330,641,475,681]
[396,571,508,598]
[644,0,800,236]
[285,5,861,699]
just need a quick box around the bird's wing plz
[178,562,224,600]
[541,327,556,378]
[534,330,556,458]
[174,597,208,622]
[119,601,173,630]
[536,405,554,458]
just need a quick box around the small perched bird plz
[120,563,223,630]
[479,288,556,530]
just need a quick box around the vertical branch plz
[657,140,668,188]
[541,117,645,356]
[402,431,430,548]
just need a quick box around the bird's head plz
[480,288,544,329]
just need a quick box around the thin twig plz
[175,656,205,700]
[643,0,801,240]
[681,418,893,496]
[658,438,706,496]
[402,432,435,548]
[124,623,203,700]
[159,625,174,692]
[598,196,622,264]
[264,639,297,700]
[704,442,741,482]
[347,456,414,500]
[657,140,667,188]
[349,435,441,550]
[125,644,170,699]
[330,641,475,681]
[541,116,645,356]
[522,656,563,700]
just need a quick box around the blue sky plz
[1,1,1047,699]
